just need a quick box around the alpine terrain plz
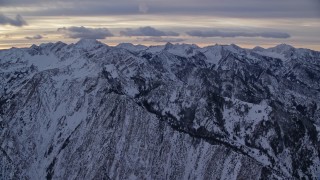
[0,39,320,179]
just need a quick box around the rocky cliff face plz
[0,40,319,179]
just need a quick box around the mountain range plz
[1,39,320,179]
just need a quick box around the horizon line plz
[1,39,319,52]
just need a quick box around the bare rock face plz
[1,40,319,179]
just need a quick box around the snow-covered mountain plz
[1,39,320,179]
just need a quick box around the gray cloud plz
[140,37,185,43]
[120,26,179,37]
[186,30,290,39]
[57,26,114,39]
[0,0,319,18]
[139,1,149,13]
[0,14,27,27]
[25,34,43,40]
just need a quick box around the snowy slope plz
[1,40,320,179]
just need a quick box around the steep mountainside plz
[1,39,320,179]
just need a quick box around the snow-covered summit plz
[73,38,107,50]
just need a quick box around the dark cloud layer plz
[25,34,43,40]
[186,30,290,39]
[57,26,114,39]
[0,14,27,27]
[120,26,179,37]
[0,0,319,18]
[140,37,185,43]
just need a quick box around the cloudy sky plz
[0,0,319,50]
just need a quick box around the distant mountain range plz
[1,39,319,179]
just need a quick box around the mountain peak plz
[269,43,294,52]
[252,46,265,51]
[223,43,246,54]
[117,42,134,47]
[74,39,106,49]
[164,42,174,50]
